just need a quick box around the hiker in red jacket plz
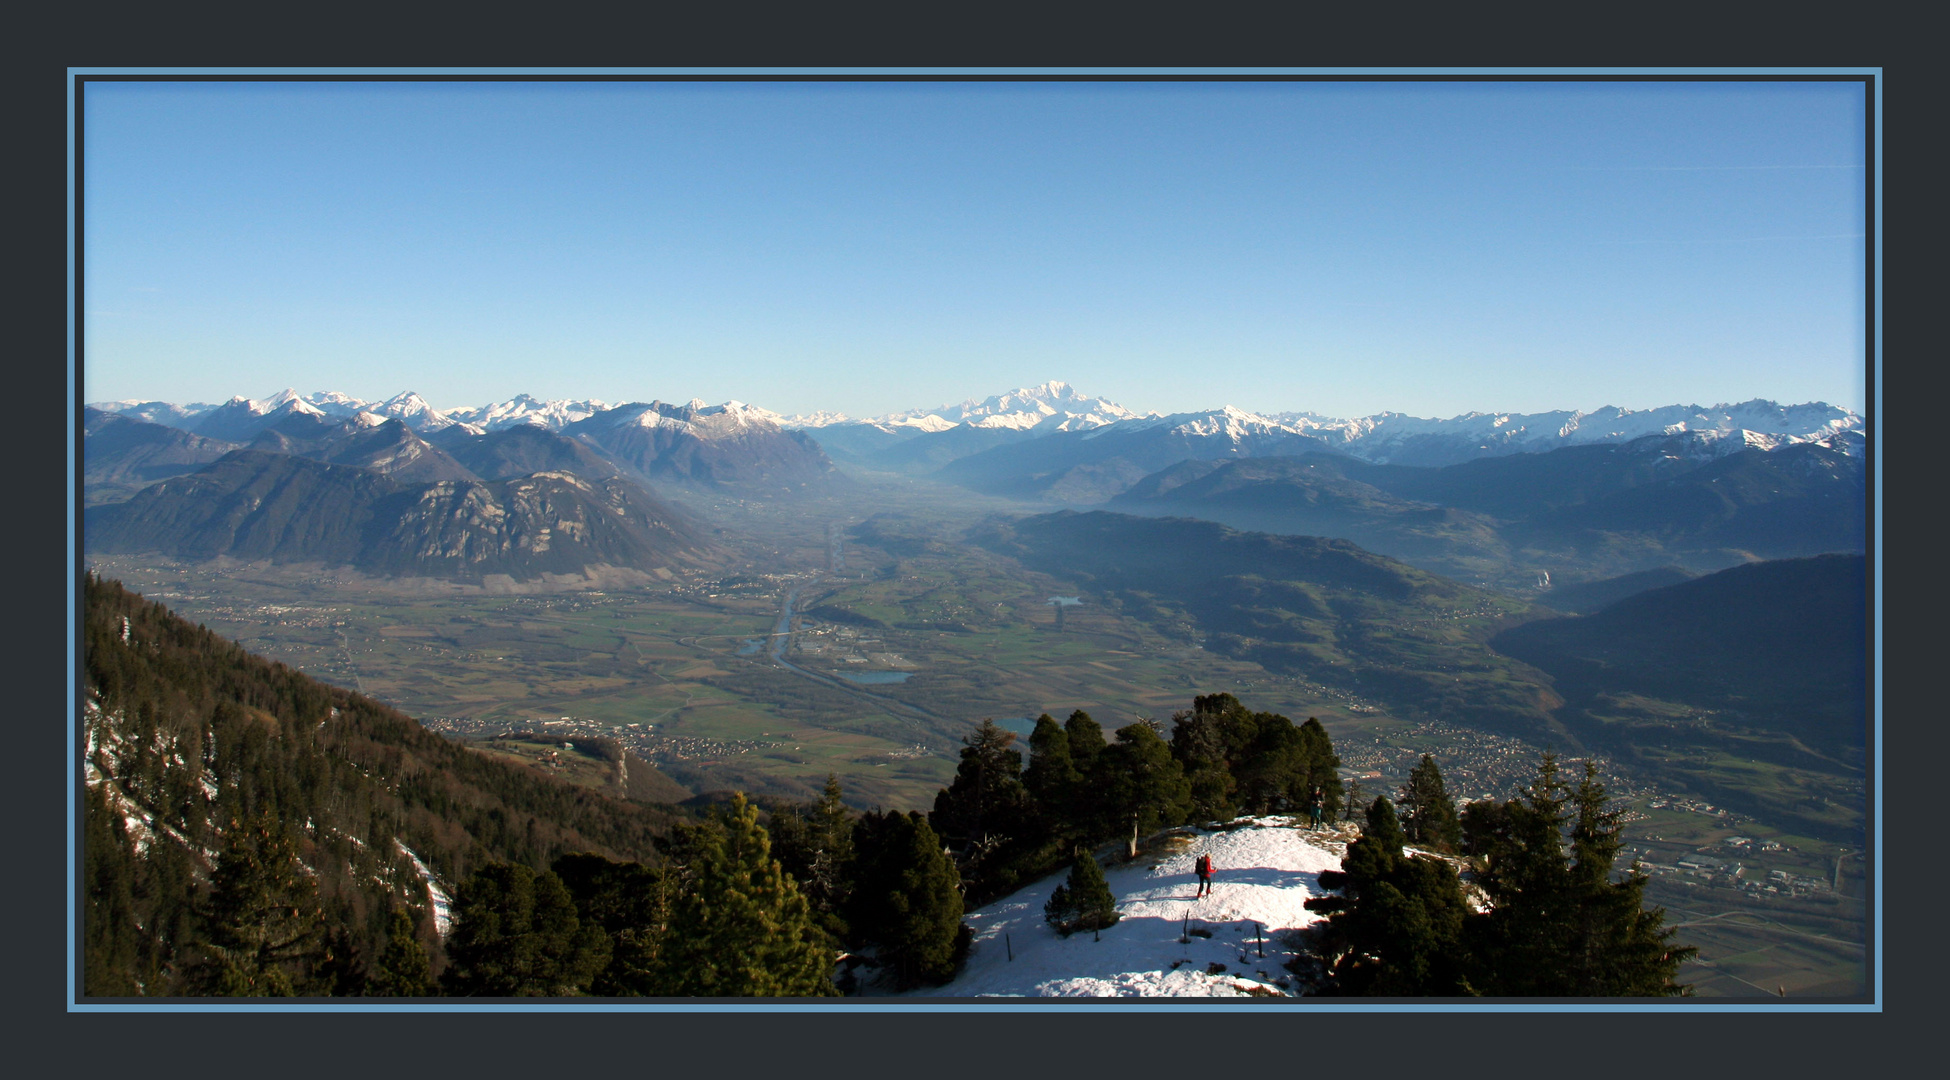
[1194,853,1213,897]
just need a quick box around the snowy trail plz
[898,817,1352,998]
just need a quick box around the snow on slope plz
[1266,399,1862,462]
[895,818,1355,998]
[395,840,455,938]
[444,393,616,431]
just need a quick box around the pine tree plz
[1459,754,1575,993]
[82,785,143,996]
[1063,709,1108,776]
[1168,708,1237,823]
[441,863,609,996]
[798,775,857,934]
[314,920,367,996]
[188,817,325,997]
[1304,796,1470,996]
[1228,711,1301,814]
[1062,709,1111,837]
[846,810,966,988]
[931,719,1033,899]
[1297,718,1345,821]
[1399,754,1463,852]
[550,851,671,996]
[1101,720,1193,858]
[1563,762,1697,995]
[1053,852,1118,936]
[931,719,1031,851]
[1460,756,1695,996]
[365,907,437,997]
[1023,714,1081,835]
[660,794,839,996]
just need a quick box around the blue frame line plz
[66,65,1883,1014]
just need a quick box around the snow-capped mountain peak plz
[1263,398,1863,465]
[575,398,788,436]
[443,394,616,432]
[1113,404,1291,441]
[364,391,457,431]
[779,409,854,428]
[812,381,1142,435]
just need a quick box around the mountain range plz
[86,382,1865,588]
[92,382,1861,471]
[1107,435,1866,585]
[85,448,711,585]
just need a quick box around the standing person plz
[1309,786,1326,830]
[1194,853,1211,897]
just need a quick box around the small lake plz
[834,670,912,684]
[993,716,1040,736]
[736,639,764,656]
[1047,596,1083,606]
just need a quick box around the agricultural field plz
[85,475,1434,811]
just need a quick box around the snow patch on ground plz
[395,841,454,938]
[897,817,1356,998]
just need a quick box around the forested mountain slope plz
[81,575,687,996]
[1492,555,1867,756]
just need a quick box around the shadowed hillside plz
[975,511,1565,742]
[85,450,711,583]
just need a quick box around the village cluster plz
[422,714,773,765]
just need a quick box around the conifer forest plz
[83,574,1695,998]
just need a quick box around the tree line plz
[931,693,1345,909]
[1303,753,1695,996]
[374,693,1351,996]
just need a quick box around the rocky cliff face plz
[564,400,841,490]
[85,450,712,583]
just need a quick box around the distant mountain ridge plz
[1488,553,1867,839]
[91,385,1861,464]
[934,406,1342,500]
[561,399,840,489]
[1108,434,1865,586]
[90,391,841,494]
[782,380,1143,432]
[88,386,1862,499]
[83,408,242,506]
[1267,400,1863,466]
[85,450,712,584]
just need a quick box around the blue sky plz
[81,77,1868,420]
